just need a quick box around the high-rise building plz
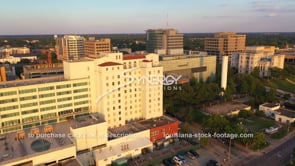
[84,37,111,58]
[55,35,85,60]
[204,32,246,62]
[231,46,285,77]
[146,29,183,55]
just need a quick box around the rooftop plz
[204,101,251,115]
[0,122,74,164]
[0,113,104,164]
[137,116,177,129]
[94,137,152,161]
[0,76,65,88]
[98,62,122,67]
[123,55,146,60]
[262,103,280,108]
[108,116,177,139]
[70,113,105,129]
[277,108,295,118]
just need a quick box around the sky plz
[0,0,295,34]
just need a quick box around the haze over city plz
[1,0,295,35]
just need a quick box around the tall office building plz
[55,35,85,60]
[231,46,285,77]
[204,32,246,62]
[146,29,183,55]
[84,37,111,58]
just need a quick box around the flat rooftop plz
[0,76,65,88]
[137,116,177,129]
[0,122,73,164]
[70,113,105,129]
[277,108,295,118]
[108,116,177,139]
[94,137,152,161]
[262,103,280,108]
[0,113,104,164]
[204,101,251,115]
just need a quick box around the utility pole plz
[228,138,232,165]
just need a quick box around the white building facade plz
[231,46,285,77]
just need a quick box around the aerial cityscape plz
[1,1,295,166]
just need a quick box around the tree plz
[266,87,276,103]
[200,137,209,146]
[252,132,267,150]
[238,110,253,118]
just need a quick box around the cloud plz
[251,0,295,15]
[202,15,232,19]
[264,13,278,17]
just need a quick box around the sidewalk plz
[233,127,295,165]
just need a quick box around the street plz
[244,135,295,166]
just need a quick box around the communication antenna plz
[166,13,169,28]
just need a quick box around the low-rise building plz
[159,52,216,82]
[259,103,281,118]
[275,109,295,124]
[231,46,285,77]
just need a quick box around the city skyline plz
[1,0,295,35]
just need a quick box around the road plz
[244,135,295,166]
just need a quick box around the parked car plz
[173,156,183,165]
[185,152,196,160]
[189,150,200,158]
[176,154,187,163]
[163,158,175,166]
[206,159,219,166]
[185,151,196,160]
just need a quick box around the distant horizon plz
[1,31,295,36]
[1,0,295,34]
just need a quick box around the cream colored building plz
[275,109,295,124]
[159,52,216,82]
[0,52,166,165]
[55,35,85,60]
[259,103,281,118]
[63,52,163,128]
[84,37,111,58]
[0,77,91,134]
[204,32,246,62]
[0,52,163,133]
[0,47,30,57]
[0,55,37,64]
[231,46,285,77]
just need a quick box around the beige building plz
[84,37,111,58]
[0,52,169,166]
[55,35,85,60]
[259,103,281,118]
[159,51,216,82]
[231,46,285,77]
[0,47,30,57]
[204,32,246,62]
[0,52,163,133]
[63,52,163,128]
[146,29,184,55]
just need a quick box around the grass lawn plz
[242,116,276,132]
[271,129,288,139]
[265,79,295,94]
[288,75,295,83]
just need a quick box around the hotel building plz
[0,52,177,166]
[231,46,285,77]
